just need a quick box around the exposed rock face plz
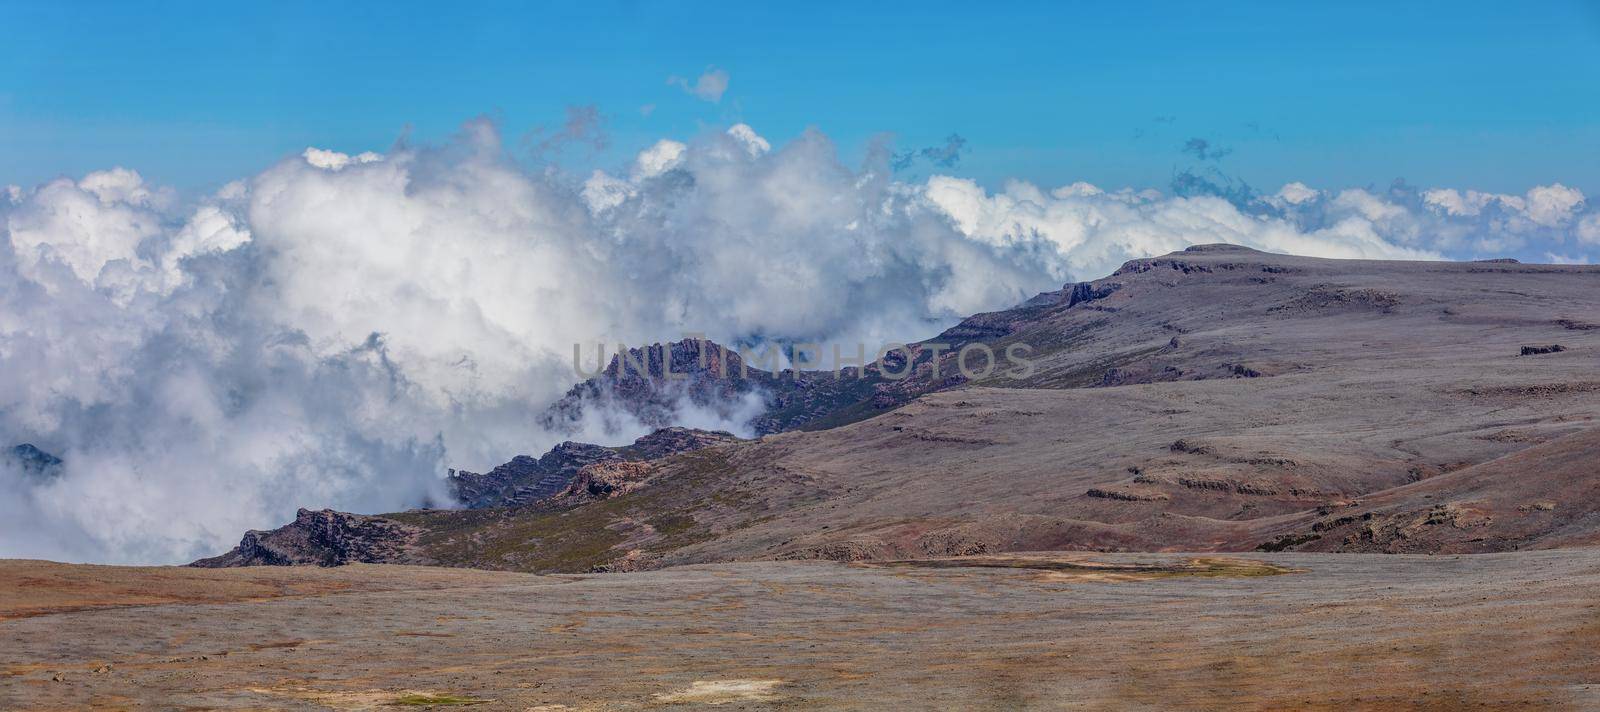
[190,509,422,568]
[1066,280,1121,308]
[555,461,657,503]
[1271,285,1401,314]
[1086,487,1169,502]
[448,456,539,508]
[449,427,739,509]
[618,427,739,460]
[542,339,760,435]
[5,444,62,479]
[450,442,622,508]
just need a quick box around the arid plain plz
[7,551,1600,710]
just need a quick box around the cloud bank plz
[2,118,1595,563]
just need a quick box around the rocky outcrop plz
[190,509,423,568]
[449,442,621,508]
[1168,439,1215,455]
[449,456,537,508]
[450,427,739,509]
[617,427,738,460]
[554,461,657,503]
[542,339,762,435]
[1521,344,1566,356]
[5,444,62,479]
[1270,285,1401,314]
[1085,487,1169,502]
[1067,280,1121,308]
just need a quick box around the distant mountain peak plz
[6,444,63,479]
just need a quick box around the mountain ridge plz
[195,246,1600,570]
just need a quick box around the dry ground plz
[6,552,1600,710]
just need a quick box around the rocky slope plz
[190,508,427,568]
[198,427,739,567]
[198,245,1600,571]
[447,427,738,508]
[1274,425,1600,553]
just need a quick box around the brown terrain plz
[8,245,1600,709]
[6,552,1600,709]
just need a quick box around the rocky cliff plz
[190,509,425,568]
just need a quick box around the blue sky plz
[3,0,1599,194]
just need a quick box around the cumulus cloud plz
[1420,184,1585,227]
[632,138,687,178]
[1525,184,1586,227]
[920,176,1438,288]
[7,170,166,286]
[668,67,730,103]
[3,118,1597,565]
[1274,182,1319,206]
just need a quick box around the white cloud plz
[1275,181,1319,205]
[1051,181,1104,198]
[668,67,730,103]
[920,176,1437,284]
[1423,183,1585,229]
[1422,187,1494,217]
[1525,183,1585,227]
[159,205,252,288]
[726,123,771,157]
[78,167,167,206]
[582,169,635,214]
[6,171,165,286]
[1578,213,1600,245]
[633,138,687,178]
[302,147,383,171]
